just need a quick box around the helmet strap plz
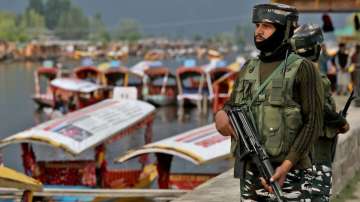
[284,20,291,41]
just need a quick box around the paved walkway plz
[342,180,360,202]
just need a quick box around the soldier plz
[215,3,324,201]
[291,24,350,202]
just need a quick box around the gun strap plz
[248,53,299,107]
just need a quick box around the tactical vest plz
[312,73,337,164]
[230,54,304,161]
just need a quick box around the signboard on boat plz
[0,99,155,155]
[116,124,231,165]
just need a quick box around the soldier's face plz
[255,22,276,42]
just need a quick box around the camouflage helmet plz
[291,24,324,61]
[252,3,299,27]
[291,24,323,50]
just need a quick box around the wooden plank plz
[272,0,360,12]
[0,188,188,198]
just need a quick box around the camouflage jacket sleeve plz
[285,59,324,165]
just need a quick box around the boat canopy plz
[36,67,58,81]
[0,99,155,155]
[116,124,230,165]
[0,166,42,191]
[144,67,174,79]
[51,78,102,93]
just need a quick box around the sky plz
[0,0,351,37]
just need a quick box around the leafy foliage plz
[26,0,45,15]
[55,7,90,39]
[114,19,142,42]
[19,9,46,40]
[0,12,28,41]
[44,0,71,30]
[88,13,110,43]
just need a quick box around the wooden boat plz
[50,78,106,113]
[0,166,42,202]
[102,67,129,87]
[73,66,102,84]
[0,99,156,190]
[130,60,164,100]
[97,61,133,98]
[32,67,59,108]
[212,71,238,112]
[143,67,177,106]
[116,124,231,189]
[176,66,233,111]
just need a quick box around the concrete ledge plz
[171,169,240,202]
[173,97,360,201]
[332,102,360,196]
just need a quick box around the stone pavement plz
[344,188,360,202]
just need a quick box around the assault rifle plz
[226,106,284,202]
[332,90,356,160]
[339,90,356,118]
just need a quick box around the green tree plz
[193,34,203,42]
[234,25,246,47]
[20,9,46,40]
[44,0,71,30]
[89,13,110,43]
[115,19,142,42]
[55,7,90,39]
[211,32,235,46]
[0,12,27,41]
[235,24,254,47]
[26,0,45,15]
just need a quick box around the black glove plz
[324,105,347,128]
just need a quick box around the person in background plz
[319,44,331,75]
[319,44,337,92]
[292,24,350,201]
[333,43,351,95]
[351,45,360,107]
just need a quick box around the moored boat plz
[212,71,238,112]
[73,66,102,84]
[116,124,231,189]
[32,65,59,108]
[176,64,233,111]
[50,78,106,113]
[0,99,156,191]
[143,67,177,106]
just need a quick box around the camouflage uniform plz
[310,80,337,202]
[241,167,313,202]
[230,52,322,201]
[236,148,314,202]
[311,162,332,202]
[292,24,347,202]
[227,4,324,201]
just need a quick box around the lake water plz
[0,60,231,183]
